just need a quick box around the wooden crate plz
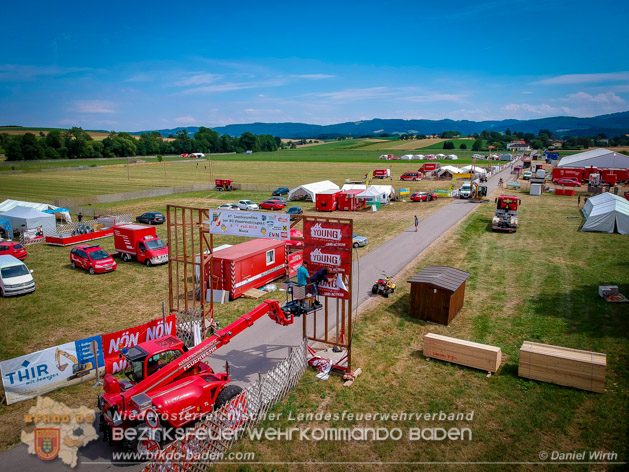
[423,333,502,373]
[518,341,606,393]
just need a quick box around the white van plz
[459,181,472,199]
[0,255,35,297]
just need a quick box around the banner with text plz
[101,315,176,374]
[0,336,105,405]
[208,210,291,240]
[303,220,353,250]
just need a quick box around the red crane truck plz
[98,300,293,453]
[113,224,169,266]
[491,195,521,233]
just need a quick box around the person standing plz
[414,215,419,232]
[78,212,83,223]
[297,261,309,286]
[578,195,581,207]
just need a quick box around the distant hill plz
[139,111,629,139]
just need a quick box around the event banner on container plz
[208,210,291,240]
[101,315,176,374]
[0,336,105,405]
[303,219,353,250]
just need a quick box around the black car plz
[272,187,289,196]
[286,206,303,221]
[136,212,165,225]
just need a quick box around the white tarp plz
[0,199,71,223]
[0,206,56,232]
[288,180,339,201]
[581,193,629,234]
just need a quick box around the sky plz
[1,0,629,132]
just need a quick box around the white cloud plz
[75,100,116,114]
[175,116,196,124]
[504,103,570,115]
[534,72,629,85]
[174,73,221,87]
[291,74,335,80]
[566,91,624,104]
[124,73,154,83]
[316,87,393,101]
[0,64,89,82]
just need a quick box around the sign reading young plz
[303,220,353,249]
[209,211,291,240]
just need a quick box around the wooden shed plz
[408,266,470,325]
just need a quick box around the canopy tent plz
[0,219,14,239]
[344,184,395,203]
[581,193,629,234]
[0,206,56,233]
[0,199,72,223]
[437,166,464,178]
[436,153,446,158]
[413,154,425,160]
[460,165,488,174]
[447,154,459,160]
[288,180,339,201]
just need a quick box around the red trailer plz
[215,179,234,191]
[420,163,440,172]
[552,168,583,182]
[602,169,628,184]
[316,190,342,212]
[338,189,366,211]
[209,239,287,300]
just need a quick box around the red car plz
[411,192,438,202]
[70,245,117,274]
[0,242,27,260]
[259,200,285,210]
[553,178,581,187]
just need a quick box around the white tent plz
[0,206,56,233]
[436,153,446,158]
[581,193,629,234]
[460,165,488,174]
[355,186,383,202]
[413,154,425,160]
[558,148,629,169]
[288,180,339,201]
[447,154,458,160]
[0,199,71,223]
[401,154,413,160]
[342,184,396,203]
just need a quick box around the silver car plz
[238,200,259,211]
[218,203,240,211]
[352,234,368,248]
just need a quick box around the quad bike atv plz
[372,274,396,298]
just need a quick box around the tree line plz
[0,126,281,161]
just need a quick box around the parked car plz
[259,200,285,210]
[523,171,532,180]
[0,241,27,260]
[136,212,165,225]
[553,178,582,187]
[411,192,438,202]
[238,200,259,211]
[272,187,290,196]
[70,245,117,274]
[400,172,422,181]
[217,203,240,211]
[268,197,288,204]
[352,234,368,248]
[0,255,35,297]
[286,206,303,221]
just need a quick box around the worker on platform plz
[297,261,309,287]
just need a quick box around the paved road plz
[2,165,513,471]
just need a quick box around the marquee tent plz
[0,206,56,233]
[343,184,396,203]
[581,193,629,234]
[288,180,339,201]
[0,199,72,223]
[558,148,629,169]
[0,220,14,239]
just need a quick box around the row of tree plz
[0,127,281,161]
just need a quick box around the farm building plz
[558,148,629,169]
[408,266,470,325]
[288,180,340,202]
[581,193,629,234]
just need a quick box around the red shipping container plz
[315,190,341,212]
[208,239,287,300]
[555,189,575,196]
[421,163,439,172]
[338,189,366,211]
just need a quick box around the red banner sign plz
[316,274,350,299]
[304,246,352,274]
[102,315,176,374]
[303,219,353,250]
[288,250,303,277]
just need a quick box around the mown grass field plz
[226,192,629,469]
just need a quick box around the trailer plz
[215,179,234,191]
[45,227,113,247]
[420,163,440,172]
[338,189,366,211]
[208,239,288,300]
[552,167,583,182]
[365,169,391,179]
[315,190,342,212]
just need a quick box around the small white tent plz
[288,180,339,201]
[0,199,71,223]
[413,154,425,160]
[0,206,56,233]
[401,154,413,160]
[460,165,487,174]
[342,184,396,203]
[581,193,629,234]
[447,154,458,160]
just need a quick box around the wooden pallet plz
[242,288,266,299]
[423,333,502,374]
[518,341,606,393]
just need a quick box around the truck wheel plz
[372,284,378,294]
[89,267,95,275]
[214,385,243,411]
[146,259,151,267]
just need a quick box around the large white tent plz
[460,165,487,174]
[0,199,71,223]
[0,206,56,233]
[558,148,629,169]
[288,180,339,201]
[581,193,629,234]
[401,154,413,160]
[342,184,396,203]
